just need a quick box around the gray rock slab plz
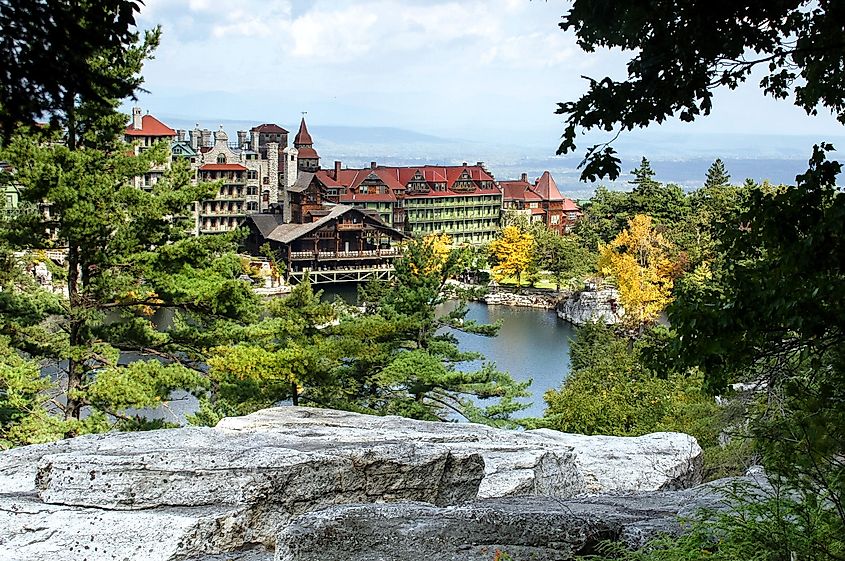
[0,406,704,561]
[275,478,753,561]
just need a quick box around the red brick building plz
[500,171,581,234]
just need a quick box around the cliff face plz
[0,407,703,561]
[557,288,623,326]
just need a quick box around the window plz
[247,186,257,196]
[551,215,560,224]
[247,170,257,180]
[217,154,226,164]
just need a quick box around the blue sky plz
[132,0,844,149]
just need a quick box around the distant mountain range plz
[163,115,844,199]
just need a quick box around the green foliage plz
[587,482,844,561]
[704,158,731,188]
[189,279,336,424]
[0,25,260,444]
[0,1,154,144]
[541,322,746,478]
[530,224,596,291]
[330,236,530,426]
[556,1,845,180]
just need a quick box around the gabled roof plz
[315,164,500,199]
[248,213,286,238]
[125,114,176,137]
[259,205,403,245]
[294,118,313,146]
[289,172,315,193]
[499,179,532,201]
[251,123,288,134]
[198,163,248,171]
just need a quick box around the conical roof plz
[294,117,313,146]
[534,171,564,201]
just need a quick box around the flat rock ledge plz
[0,407,702,561]
[482,289,563,309]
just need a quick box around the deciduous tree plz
[597,215,676,328]
[489,226,534,287]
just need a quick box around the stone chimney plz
[334,160,342,178]
[176,129,185,141]
[462,162,468,167]
[132,107,142,130]
[201,129,212,148]
[521,173,528,182]
[251,131,260,152]
[237,130,248,148]
[370,161,377,169]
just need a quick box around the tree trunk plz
[291,382,299,406]
[65,244,83,421]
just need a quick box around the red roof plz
[297,146,319,160]
[125,114,176,137]
[198,163,248,172]
[562,198,581,212]
[251,123,288,134]
[294,118,313,146]
[534,171,564,201]
[317,164,501,199]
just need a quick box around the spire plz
[294,117,313,147]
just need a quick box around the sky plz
[131,0,844,152]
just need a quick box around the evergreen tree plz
[629,157,657,189]
[332,235,530,426]
[0,25,259,443]
[704,158,731,188]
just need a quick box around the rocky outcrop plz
[557,288,623,326]
[277,474,766,561]
[0,407,703,561]
[482,289,563,309]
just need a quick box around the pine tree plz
[704,158,731,188]
[629,157,658,189]
[331,235,530,426]
[0,25,259,443]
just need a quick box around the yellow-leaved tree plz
[408,233,454,277]
[489,226,534,287]
[597,214,676,328]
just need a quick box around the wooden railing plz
[289,248,400,260]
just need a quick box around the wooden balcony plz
[289,248,400,261]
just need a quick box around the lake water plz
[323,285,576,419]
[445,302,575,419]
[142,287,576,423]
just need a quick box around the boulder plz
[557,288,622,326]
[0,407,703,561]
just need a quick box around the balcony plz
[337,222,364,231]
[289,248,400,261]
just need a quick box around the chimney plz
[132,107,142,130]
[334,160,342,178]
[521,173,528,182]
[201,129,212,148]
[237,130,248,148]
[476,161,485,168]
[370,161,377,169]
[462,162,468,167]
[176,129,186,141]
[191,124,200,149]
[251,131,260,151]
